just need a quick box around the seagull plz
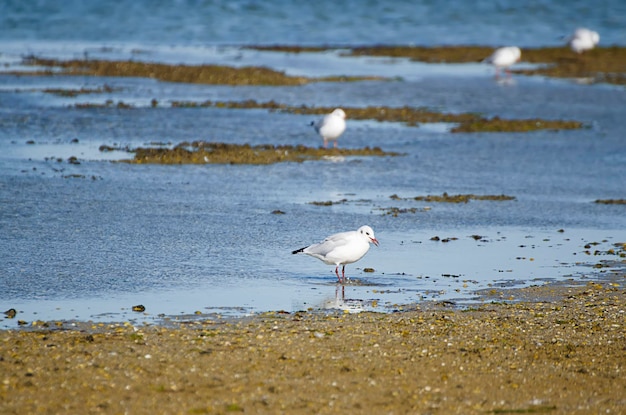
[483,46,522,79]
[310,108,346,148]
[292,225,379,283]
[567,28,599,54]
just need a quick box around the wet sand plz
[1,281,624,414]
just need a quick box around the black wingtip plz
[292,247,306,255]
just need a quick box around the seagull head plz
[331,108,346,119]
[358,225,379,246]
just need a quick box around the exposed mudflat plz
[123,142,396,165]
[1,282,624,415]
[18,57,383,86]
[256,45,626,85]
[168,100,584,134]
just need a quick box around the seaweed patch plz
[391,193,516,203]
[120,142,400,165]
[19,57,383,86]
[169,100,584,133]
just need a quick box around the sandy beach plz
[1,281,624,414]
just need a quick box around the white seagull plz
[292,225,379,283]
[483,46,522,79]
[310,108,346,148]
[567,28,600,54]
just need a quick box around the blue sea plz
[2,0,625,46]
[0,0,625,327]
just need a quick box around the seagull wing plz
[305,231,353,256]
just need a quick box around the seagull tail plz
[292,247,307,255]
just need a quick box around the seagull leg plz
[333,141,338,149]
[335,266,341,282]
[323,139,328,148]
[342,265,346,283]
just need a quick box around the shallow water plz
[1,1,625,328]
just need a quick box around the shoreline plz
[1,280,624,414]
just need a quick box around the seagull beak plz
[371,237,379,247]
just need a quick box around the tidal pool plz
[1,44,624,329]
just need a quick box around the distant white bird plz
[310,108,346,148]
[483,46,522,79]
[292,225,379,283]
[567,28,600,54]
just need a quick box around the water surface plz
[1,1,625,328]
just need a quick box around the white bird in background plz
[310,108,346,148]
[483,46,522,79]
[292,225,379,283]
[567,28,600,54]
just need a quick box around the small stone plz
[3,308,17,318]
